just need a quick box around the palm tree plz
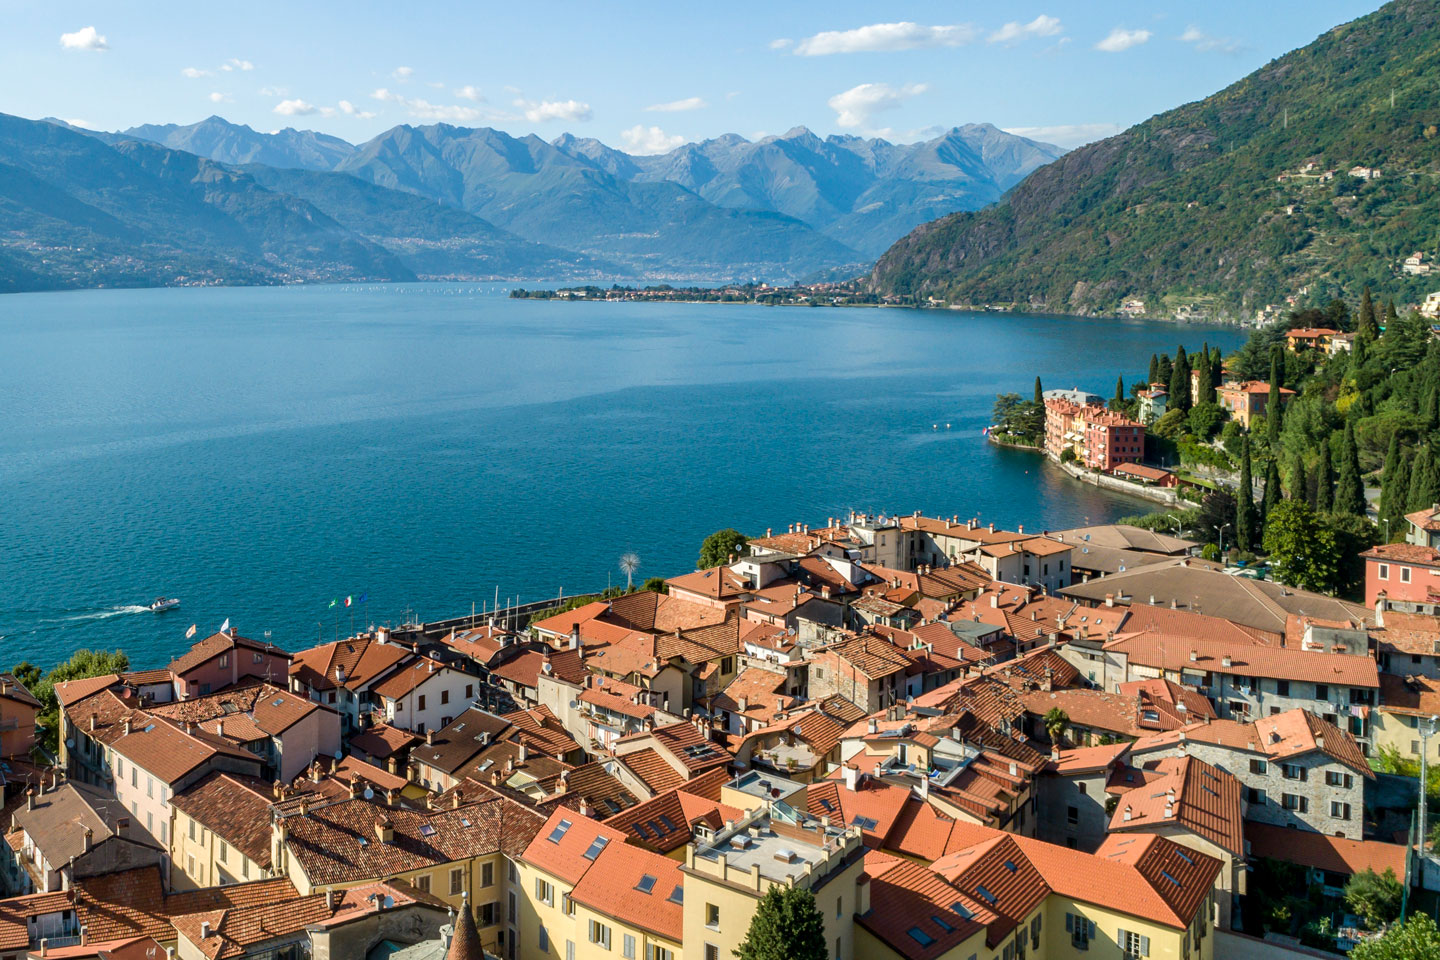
[1043,707,1069,746]
[619,552,640,590]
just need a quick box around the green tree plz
[1267,354,1284,446]
[1169,346,1192,413]
[1195,344,1215,405]
[1334,421,1366,517]
[1284,447,1306,500]
[1314,440,1333,512]
[1342,868,1403,930]
[640,577,669,594]
[1148,354,1159,384]
[10,662,41,692]
[1152,408,1188,439]
[1350,914,1440,960]
[1378,433,1410,541]
[1262,457,1281,524]
[1410,444,1440,512]
[734,886,830,960]
[1187,402,1223,440]
[1156,354,1173,388]
[1034,376,1043,405]
[1357,285,1377,339]
[698,529,747,569]
[1196,490,1237,547]
[1236,436,1256,551]
[1263,500,1340,593]
[1043,708,1069,744]
[1113,375,1125,407]
[28,649,130,753]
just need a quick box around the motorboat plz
[149,597,180,613]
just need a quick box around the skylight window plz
[659,815,676,831]
[950,902,974,920]
[460,818,471,828]
[648,819,666,837]
[1161,871,1181,887]
[632,823,650,840]
[932,916,955,933]
[583,836,610,861]
[907,928,935,947]
[851,816,879,831]
[419,824,437,837]
[667,886,683,904]
[548,818,573,843]
[1003,860,1017,873]
[1175,850,1195,865]
[819,798,834,812]
[635,875,658,894]
[975,885,997,905]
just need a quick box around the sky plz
[2,0,1384,153]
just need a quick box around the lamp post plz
[1215,522,1232,562]
[1420,714,1438,888]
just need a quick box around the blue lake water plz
[0,283,1245,669]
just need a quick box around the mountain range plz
[871,0,1440,321]
[0,114,1061,293]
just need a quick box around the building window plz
[219,654,229,668]
[418,695,427,711]
[623,935,636,959]
[1067,806,1078,825]
[466,684,475,699]
[1247,787,1266,806]
[1282,794,1309,813]
[1078,782,1087,795]
[705,946,719,960]
[1249,759,1268,775]
[538,926,549,953]
[482,862,494,887]
[480,902,498,927]
[189,820,197,841]
[1325,771,1354,789]
[589,921,611,950]
[1400,566,1413,583]
[646,946,673,960]
[1282,763,1306,781]
[567,940,575,960]
[219,841,228,863]
[1331,801,1352,820]
[415,875,431,894]
[1067,913,1095,950]
[451,868,464,895]
[704,903,720,928]
[1119,929,1150,958]
[442,690,450,705]
[1275,680,1290,696]
[535,878,553,906]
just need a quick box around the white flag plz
[220,618,230,633]
[185,624,197,639]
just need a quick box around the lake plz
[0,283,1245,669]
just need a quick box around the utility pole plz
[1420,715,1437,888]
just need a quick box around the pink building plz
[168,630,291,700]
[1362,543,1440,612]
[0,675,40,759]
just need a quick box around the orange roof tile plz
[568,840,684,942]
[520,808,629,885]
[1108,756,1244,855]
[1245,821,1406,877]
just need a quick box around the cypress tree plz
[1262,457,1281,528]
[1115,375,1125,405]
[1381,434,1411,541]
[1267,353,1283,445]
[1236,436,1256,551]
[1409,444,1440,512]
[1315,440,1333,512]
[1148,354,1159,385]
[1270,343,1287,389]
[1034,376,1043,405]
[1385,299,1400,337]
[1285,447,1306,500]
[1353,335,1370,368]
[1357,285,1376,338]
[1169,345,1192,413]
[1195,348,1215,406]
[1334,421,1366,516]
[1426,388,1440,434]
[1306,460,1321,508]
[1157,353,1174,387]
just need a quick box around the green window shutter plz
[1141,935,1150,957]
[1066,914,1074,933]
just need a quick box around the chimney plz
[570,625,581,650]
[452,790,463,810]
[25,789,33,812]
[1189,650,1198,662]
[1050,743,1060,762]
[200,921,212,940]
[867,718,878,735]
[990,595,999,609]
[328,889,343,911]
[1104,594,1115,608]
[842,765,858,792]
[426,729,435,746]
[579,796,592,817]
[122,719,132,736]
[89,715,96,732]
[387,756,399,775]
[310,763,323,783]
[336,665,347,684]
[348,775,361,799]
[83,827,93,853]
[1123,805,1132,822]
[273,780,284,800]
[518,742,529,763]
[375,818,394,843]
[216,720,224,738]
[1316,735,1325,750]
[1221,655,1232,668]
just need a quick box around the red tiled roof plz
[568,840,684,942]
[858,851,990,960]
[1245,821,1406,878]
[1104,630,1379,687]
[169,632,289,677]
[618,748,685,795]
[520,808,629,886]
[1108,756,1244,855]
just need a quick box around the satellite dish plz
[364,787,374,800]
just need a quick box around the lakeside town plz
[0,482,1438,959]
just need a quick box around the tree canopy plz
[734,885,830,960]
[1350,913,1440,960]
[698,529,748,569]
[1342,868,1403,930]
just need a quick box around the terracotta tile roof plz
[168,631,289,677]
[710,668,791,720]
[604,783,742,853]
[1104,630,1379,687]
[171,892,337,959]
[1050,527,1195,558]
[489,648,586,688]
[411,709,514,775]
[371,656,456,701]
[149,682,326,737]
[348,722,418,760]
[289,636,409,692]
[550,761,640,818]
[815,694,866,724]
[1372,610,1440,656]
[440,625,517,664]
[283,795,542,887]
[73,867,299,944]
[819,634,912,679]
[529,601,614,637]
[446,895,484,960]
[577,683,657,721]
[617,748,685,795]
[858,850,991,960]
[1245,821,1406,877]
[1174,709,1372,776]
[930,833,1050,945]
[1119,602,1282,646]
[1378,672,1440,716]
[568,839,684,941]
[171,773,279,868]
[604,591,730,633]
[334,755,410,793]
[738,709,847,762]
[1407,506,1440,534]
[665,568,750,602]
[1047,742,1131,775]
[500,705,580,757]
[806,778,912,847]
[1108,756,1244,855]
[520,808,630,885]
[102,712,262,785]
[54,674,121,706]
[1116,678,1218,727]
[651,722,733,774]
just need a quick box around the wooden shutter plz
[1140,934,1151,956]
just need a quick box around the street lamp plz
[1420,715,1438,887]
[1167,516,1185,538]
[1215,522,1232,560]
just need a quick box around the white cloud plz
[1095,28,1151,52]
[338,100,377,119]
[428,81,445,89]
[454,85,484,102]
[273,99,318,116]
[392,66,414,81]
[1180,25,1244,54]
[1003,122,1123,149]
[181,67,211,78]
[621,125,685,155]
[221,58,254,71]
[60,26,108,51]
[769,38,793,50]
[61,118,96,129]
[516,98,592,123]
[988,15,1062,44]
[208,92,232,103]
[646,97,706,113]
[372,88,500,124]
[259,86,288,97]
[795,22,976,56]
[828,82,927,129]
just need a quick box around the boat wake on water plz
[37,604,152,625]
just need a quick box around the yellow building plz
[169,773,278,889]
[1374,673,1440,764]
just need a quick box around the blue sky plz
[3,1,1382,151]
